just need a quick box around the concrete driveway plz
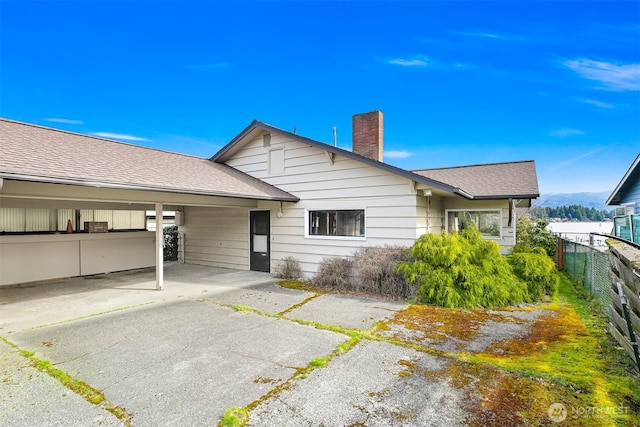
[1,263,562,426]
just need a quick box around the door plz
[250,210,270,272]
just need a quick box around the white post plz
[155,202,164,291]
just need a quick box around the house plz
[606,153,640,243]
[0,111,539,285]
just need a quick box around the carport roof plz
[0,118,298,202]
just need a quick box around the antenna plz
[333,126,337,147]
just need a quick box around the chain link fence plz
[561,238,612,311]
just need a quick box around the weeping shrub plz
[397,224,530,308]
[508,246,559,300]
[352,245,413,298]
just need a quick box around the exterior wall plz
[180,206,251,270]
[620,178,640,214]
[227,133,424,277]
[0,231,155,286]
[417,195,445,236]
[440,198,515,254]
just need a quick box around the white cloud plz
[387,55,429,67]
[92,132,149,142]
[385,150,412,159]
[582,98,614,109]
[564,59,640,91]
[45,117,84,124]
[552,147,605,169]
[453,30,500,39]
[551,128,584,138]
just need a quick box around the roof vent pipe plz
[333,126,337,147]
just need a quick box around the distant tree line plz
[530,205,613,221]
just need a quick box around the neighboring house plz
[606,153,640,243]
[0,111,539,285]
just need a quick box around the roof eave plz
[213,121,464,197]
[0,173,300,203]
[605,153,640,206]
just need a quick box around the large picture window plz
[447,210,501,238]
[308,209,365,237]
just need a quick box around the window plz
[308,210,365,237]
[447,210,501,238]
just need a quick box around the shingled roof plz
[413,160,539,199]
[0,118,298,202]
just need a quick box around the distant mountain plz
[533,191,611,211]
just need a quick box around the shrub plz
[397,224,530,308]
[516,216,557,256]
[352,245,413,298]
[163,225,179,261]
[274,256,303,280]
[313,256,354,290]
[508,246,559,300]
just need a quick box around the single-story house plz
[606,153,640,242]
[0,111,539,286]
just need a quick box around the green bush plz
[274,256,303,280]
[397,225,530,308]
[352,245,413,298]
[508,246,559,300]
[516,216,557,256]
[313,256,354,290]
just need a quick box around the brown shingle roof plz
[413,160,539,199]
[0,118,298,201]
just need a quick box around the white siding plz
[181,207,250,270]
[228,134,423,277]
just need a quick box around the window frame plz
[305,208,366,240]
[445,209,502,239]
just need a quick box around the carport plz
[0,118,297,289]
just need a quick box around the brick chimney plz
[352,110,383,162]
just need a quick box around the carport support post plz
[155,202,164,290]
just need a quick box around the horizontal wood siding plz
[181,206,250,270]
[620,179,640,213]
[427,196,445,234]
[231,133,422,277]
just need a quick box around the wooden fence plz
[606,239,640,367]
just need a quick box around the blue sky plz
[1,1,638,195]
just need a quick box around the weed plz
[219,406,248,427]
[309,357,328,368]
